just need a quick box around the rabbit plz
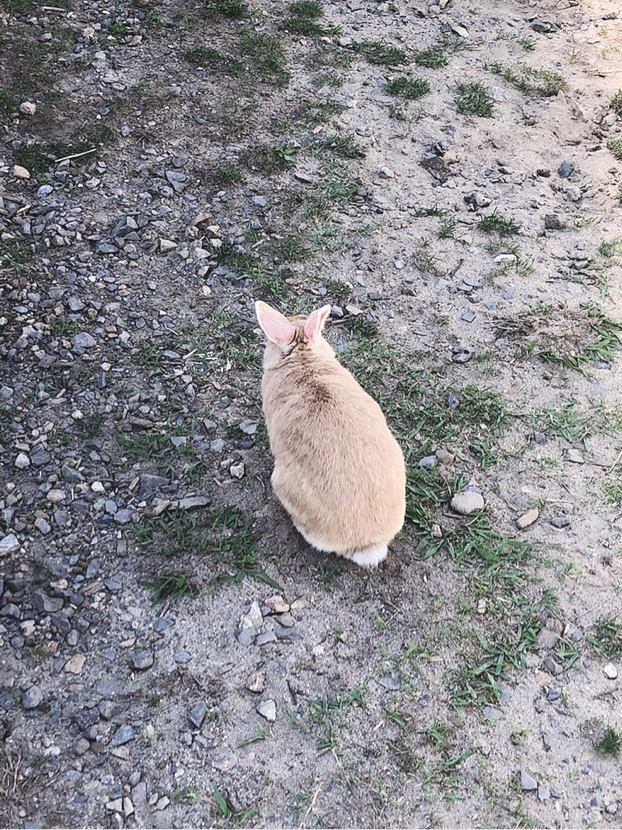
[255,300,406,568]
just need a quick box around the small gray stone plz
[543,656,563,675]
[189,702,207,729]
[239,420,258,435]
[603,663,618,680]
[72,332,97,349]
[37,185,53,197]
[274,626,302,640]
[98,699,115,720]
[482,705,503,721]
[418,455,437,470]
[550,516,570,528]
[132,650,153,670]
[451,490,484,515]
[544,214,563,230]
[112,725,135,746]
[15,453,30,470]
[75,737,91,756]
[34,590,64,614]
[566,448,584,464]
[516,508,539,530]
[30,446,51,466]
[34,517,51,535]
[461,311,476,323]
[256,631,277,646]
[378,672,401,691]
[237,628,256,646]
[61,464,84,483]
[113,509,133,525]
[0,534,20,556]
[558,160,575,178]
[257,699,276,721]
[174,650,191,663]
[23,685,43,709]
[521,770,538,791]
[538,784,550,801]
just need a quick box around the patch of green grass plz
[607,139,622,160]
[239,32,290,86]
[185,47,243,73]
[238,726,267,747]
[109,21,128,36]
[211,163,244,187]
[282,2,325,36]
[273,235,313,262]
[602,482,622,507]
[414,46,449,69]
[479,212,521,237]
[312,71,343,89]
[240,143,295,175]
[488,62,567,97]
[455,82,494,117]
[298,100,346,125]
[535,305,622,374]
[386,77,430,100]
[599,238,622,259]
[204,0,251,19]
[117,430,195,464]
[497,32,536,52]
[353,40,407,66]
[13,143,55,176]
[609,89,622,116]
[426,721,452,750]
[139,570,201,603]
[594,727,621,758]
[438,216,456,239]
[310,44,354,70]
[342,315,379,340]
[0,239,33,276]
[586,615,622,660]
[531,399,622,444]
[135,506,281,595]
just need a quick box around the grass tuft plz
[488,62,567,97]
[353,40,407,66]
[386,77,430,100]
[455,82,494,117]
[479,212,521,237]
[586,615,622,660]
[594,727,621,758]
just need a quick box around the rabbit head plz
[255,301,335,369]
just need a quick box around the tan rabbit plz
[255,300,406,568]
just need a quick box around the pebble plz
[132,650,154,670]
[15,453,30,469]
[19,101,37,115]
[558,160,575,178]
[71,332,97,349]
[482,706,503,721]
[13,165,30,179]
[566,448,584,464]
[174,650,191,663]
[516,509,539,530]
[451,490,484,515]
[603,663,618,680]
[64,653,86,674]
[189,702,207,728]
[378,672,401,691]
[550,516,570,528]
[521,770,538,791]
[257,699,276,721]
[22,685,43,709]
[0,534,20,556]
[246,671,266,693]
[112,725,135,746]
[230,462,245,479]
[264,595,289,613]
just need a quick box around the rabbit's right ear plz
[255,301,295,350]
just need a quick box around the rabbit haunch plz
[255,300,406,568]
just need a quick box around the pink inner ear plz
[304,305,332,343]
[255,301,295,349]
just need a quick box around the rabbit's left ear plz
[255,301,296,350]
[304,305,332,344]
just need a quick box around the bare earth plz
[1,0,622,827]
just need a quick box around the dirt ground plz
[1,0,622,827]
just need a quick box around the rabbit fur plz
[255,300,406,568]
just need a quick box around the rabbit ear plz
[304,305,332,344]
[255,301,295,349]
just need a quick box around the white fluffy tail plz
[349,543,388,568]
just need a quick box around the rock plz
[159,239,177,253]
[34,518,51,535]
[64,654,86,674]
[237,628,256,646]
[189,702,207,728]
[112,725,135,746]
[566,448,584,464]
[436,448,454,466]
[544,214,563,230]
[174,650,191,663]
[531,19,554,33]
[71,332,97,349]
[171,496,210,510]
[521,770,538,791]
[22,685,43,709]
[516,509,539,530]
[132,650,154,670]
[537,629,560,650]
[61,464,84,483]
[0,534,20,556]
[550,516,570,528]
[246,671,266,693]
[461,311,476,323]
[113,509,133,525]
[378,166,395,179]
[210,749,237,771]
[543,656,563,675]
[111,216,139,239]
[47,489,65,503]
[106,798,124,812]
[19,101,37,116]
[239,601,263,633]
[451,490,484,515]
[418,455,437,470]
[482,706,503,721]
[74,737,90,756]
[264,595,289,613]
[538,785,550,801]
[239,420,257,435]
[494,254,516,265]
[34,590,64,614]
[257,699,276,721]
[558,160,575,178]
[15,453,30,469]
[378,672,401,691]
[13,165,30,179]
[603,663,618,680]
[229,462,245,479]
